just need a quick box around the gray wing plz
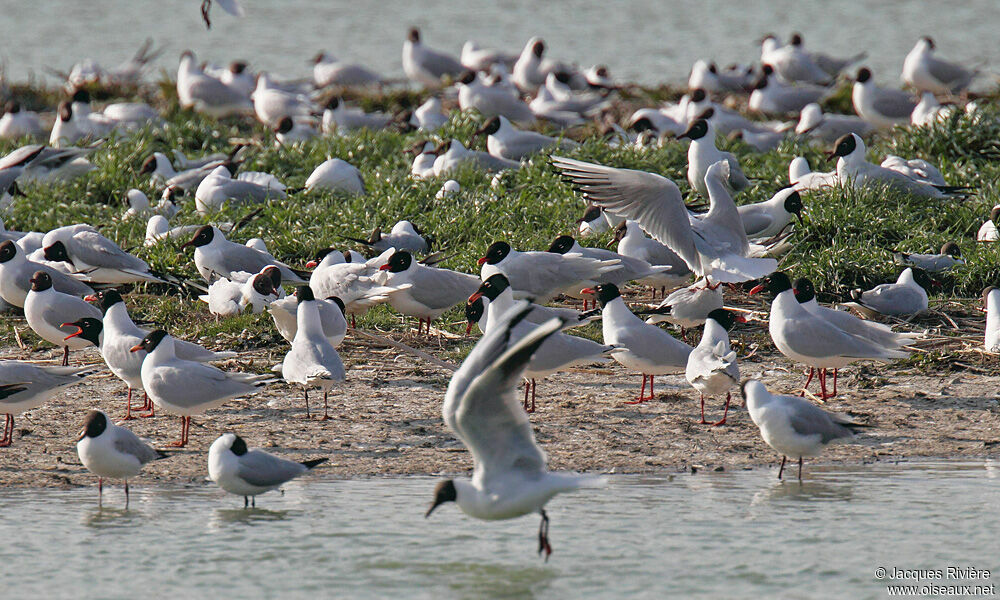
[34,262,95,296]
[552,156,700,273]
[410,268,481,310]
[422,48,464,78]
[145,361,260,409]
[737,206,775,238]
[0,168,21,194]
[0,145,45,170]
[215,179,283,204]
[189,75,249,107]
[218,243,274,276]
[873,90,916,119]
[927,57,973,89]
[777,308,905,360]
[861,285,924,314]
[69,231,148,271]
[40,293,102,329]
[113,428,161,464]
[722,153,749,191]
[782,396,856,443]
[237,450,307,487]
[447,304,566,484]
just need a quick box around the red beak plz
[464,322,473,335]
[792,288,800,297]
[305,260,318,268]
[378,263,391,271]
[468,292,483,303]
[129,344,144,353]
[61,323,83,341]
[735,315,748,323]
[476,257,488,265]
[748,284,765,296]
[580,287,595,295]
[83,295,97,302]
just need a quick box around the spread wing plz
[237,450,306,488]
[552,156,701,273]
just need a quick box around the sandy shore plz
[2,293,999,489]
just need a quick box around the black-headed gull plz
[677,112,750,198]
[465,275,596,335]
[0,360,93,446]
[275,287,346,420]
[685,308,743,425]
[642,279,724,337]
[432,139,520,176]
[176,51,252,117]
[748,65,829,115]
[24,270,101,365]
[478,240,619,303]
[742,379,867,480]
[306,248,403,326]
[131,329,269,447]
[194,165,287,213]
[759,34,832,85]
[76,410,167,507]
[183,225,304,284]
[978,207,1000,242]
[251,72,315,127]
[737,188,803,240]
[312,53,382,87]
[426,300,604,560]
[795,103,874,143]
[0,101,44,139]
[585,283,691,404]
[845,268,932,318]
[0,240,92,307]
[208,433,326,508]
[830,134,967,199]
[901,37,976,95]
[199,268,277,318]
[305,158,365,196]
[461,40,517,72]
[456,72,535,125]
[612,221,691,295]
[343,220,430,255]
[892,242,963,273]
[788,33,866,78]
[378,250,480,335]
[42,224,162,284]
[512,37,561,92]
[851,67,915,129]
[268,292,346,346]
[476,115,574,160]
[750,272,908,400]
[402,28,464,87]
[553,156,777,283]
[321,97,392,133]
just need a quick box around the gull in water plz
[208,433,326,508]
[425,301,605,560]
[76,410,167,507]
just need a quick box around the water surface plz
[2,461,999,598]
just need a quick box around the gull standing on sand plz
[553,157,777,283]
[268,292,346,345]
[743,380,866,481]
[183,225,304,284]
[750,272,909,400]
[76,410,167,507]
[275,287,345,419]
[24,271,102,365]
[209,433,327,508]
[0,361,93,446]
[586,283,692,404]
[686,308,742,425]
[425,301,605,560]
[132,329,270,447]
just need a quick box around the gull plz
[728,129,784,153]
[0,360,93,446]
[176,51,252,117]
[795,103,874,144]
[410,97,448,131]
[321,97,392,133]
[685,94,780,138]
[742,379,866,480]
[512,37,562,92]
[538,72,609,115]
[425,300,604,561]
[199,0,244,28]
[144,215,205,247]
[738,188,803,240]
[76,410,167,506]
[787,33,866,78]
[183,225,304,284]
[274,116,318,146]
[759,34,832,85]
[901,37,976,95]
[586,283,692,404]
[343,220,430,254]
[306,248,405,325]
[6,144,95,184]
[465,274,596,335]
[66,288,234,418]
[749,65,830,115]
[852,68,915,129]
[471,277,617,412]
[312,53,382,87]
[199,268,277,318]
[688,60,751,95]
[788,156,840,191]
[251,72,315,127]
[677,112,750,198]
[476,115,575,160]
[892,242,964,273]
[577,204,613,237]
[123,188,177,221]
[49,101,110,147]
[132,329,269,446]
[305,158,365,196]
[461,40,517,72]
[194,165,287,214]
[612,221,692,293]
[545,234,673,305]
[432,140,520,176]
[627,106,684,137]
[407,140,438,178]
[138,152,226,190]
[0,101,44,139]
[24,270,101,365]
[274,286,346,419]
[685,308,742,425]
[402,28,464,87]
[209,433,327,508]
[750,272,909,399]
[985,287,1000,353]
[880,155,946,186]
[456,71,535,125]
[978,207,1000,242]
[378,250,480,334]
[42,224,163,284]
[553,156,777,283]
[478,240,619,303]
[845,268,931,317]
[268,292,346,345]
[0,145,44,200]
[171,149,228,171]
[528,86,587,128]
[830,133,967,199]
[911,92,957,126]
[0,239,93,307]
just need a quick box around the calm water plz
[1,1,997,86]
[2,461,998,598]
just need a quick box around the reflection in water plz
[82,506,143,529]
[409,561,557,600]
[212,508,293,526]
[748,479,854,512]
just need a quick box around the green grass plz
[2,81,999,353]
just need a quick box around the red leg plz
[124,480,130,509]
[98,477,103,504]
[529,379,536,413]
[168,416,189,447]
[351,314,356,328]
[832,369,838,397]
[123,388,135,421]
[0,414,12,447]
[523,379,530,411]
[62,346,69,366]
[699,394,709,424]
[680,327,687,342]
[138,395,155,418]
[778,456,786,480]
[712,392,731,426]
[320,391,331,421]
[625,374,647,404]
[800,368,815,397]
[304,389,311,418]
[819,369,829,400]
[649,375,655,400]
